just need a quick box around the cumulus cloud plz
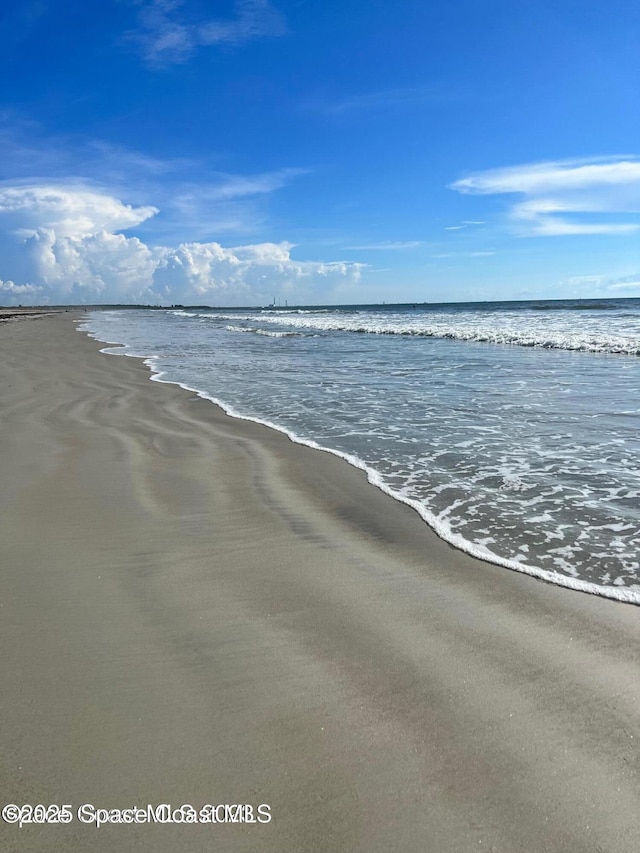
[0,183,363,305]
[129,0,286,65]
[0,279,43,297]
[153,240,361,302]
[0,185,158,237]
[450,157,640,236]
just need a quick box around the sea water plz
[81,299,640,603]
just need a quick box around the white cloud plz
[154,240,362,302]
[170,168,308,220]
[25,228,158,301]
[154,168,309,240]
[130,0,286,65]
[444,220,486,231]
[0,184,362,305]
[0,121,313,242]
[0,118,199,202]
[0,279,43,297]
[563,272,640,295]
[608,280,640,290]
[450,157,640,236]
[0,185,158,237]
[452,158,640,195]
[343,241,422,250]
[602,273,640,292]
[432,250,495,259]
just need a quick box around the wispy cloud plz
[451,157,640,236]
[343,240,423,251]
[0,116,195,189]
[607,279,640,290]
[175,168,308,204]
[305,84,453,117]
[128,0,286,66]
[600,273,640,292]
[565,272,640,294]
[432,250,495,259]
[161,167,309,238]
[444,220,485,231]
[0,118,308,239]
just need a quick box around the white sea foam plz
[177,307,640,355]
[225,324,312,338]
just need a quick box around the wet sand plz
[1,311,639,852]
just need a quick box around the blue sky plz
[1,0,639,305]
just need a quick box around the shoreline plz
[2,312,640,852]
[82,315,640,606]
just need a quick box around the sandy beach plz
[1,311,639,853]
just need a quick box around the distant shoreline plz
[2,295,640,313]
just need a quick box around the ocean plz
[81,298,640,604]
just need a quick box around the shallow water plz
[82,299,640,603]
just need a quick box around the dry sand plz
[1,311,639,852]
